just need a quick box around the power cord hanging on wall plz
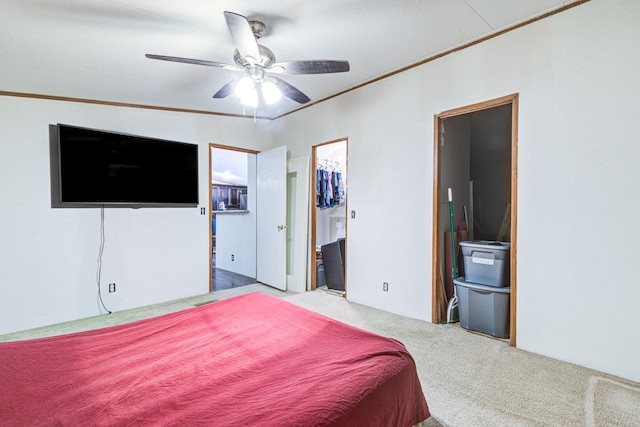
[96,206,112,314]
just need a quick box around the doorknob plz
[277,225,288,231]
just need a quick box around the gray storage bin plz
[460,240,510,287]
[321,238,345,291]
[454,277,510,338]
[316,260,326,287]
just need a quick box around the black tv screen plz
[51,124,199,207]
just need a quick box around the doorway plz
[431,94,518,346]
[310,138,348,294]
[209,144,258,292]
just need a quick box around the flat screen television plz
[50,124,199,208]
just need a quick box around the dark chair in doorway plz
[321,238,345,292]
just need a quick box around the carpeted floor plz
[2,284,639,426]
[284,290,640,427]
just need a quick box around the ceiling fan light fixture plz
[234,76,258,107]
[240,90,258,107]
[262,80,282,105]
[234,76,254,99]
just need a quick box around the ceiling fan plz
[146,11,350,107]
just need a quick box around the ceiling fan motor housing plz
[248,20,266,39]
[233,45,276,78]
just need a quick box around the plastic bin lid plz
[453,277,511,293]
[459,240,510,251]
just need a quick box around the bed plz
[1,292,430,426]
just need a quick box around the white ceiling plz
[1,0,580,119]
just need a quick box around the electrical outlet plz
[383,282,388,292]
[231,254,234,261]
[108,283,116,293]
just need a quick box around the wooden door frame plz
[208,143,259,293]
[431,94,519,346]
[310,138,348,295]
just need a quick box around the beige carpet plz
[283,290,640,427]
[2,284,639,426]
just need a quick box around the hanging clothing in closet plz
[316,163,344,208]
[332,171,344,205]
[316,168,332,208]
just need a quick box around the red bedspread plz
[1,292,429,426]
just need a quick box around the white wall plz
[272,0,640,382]
[0,96,271,334]
[277,68,436,323]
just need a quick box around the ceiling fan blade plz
[271,77,311,104]
[224,11,260,62]
[270,60,350,75]
[212,79,239,99]
[145,54,240,71]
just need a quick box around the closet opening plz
[431,94,518,346]
[209,144,259,292]
[311,139,348,295]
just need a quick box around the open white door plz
[256,146,287,290]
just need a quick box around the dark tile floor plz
[211,253,256,291]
